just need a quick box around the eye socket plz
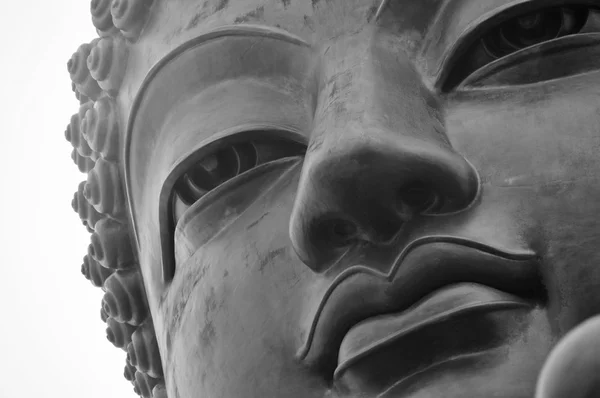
[171,138,306,225]
[482,6,589,58]
[443,4,600,90]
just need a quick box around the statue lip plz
[333,283,530,378]
[298,238,543,380]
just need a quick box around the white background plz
[0,1,136,397]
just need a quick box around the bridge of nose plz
[304,29,458,217]
[310,29,448,155]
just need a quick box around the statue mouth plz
[298,238,545,384]
[333,283,532,387]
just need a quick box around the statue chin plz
[66,0,600,397]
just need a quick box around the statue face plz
[123,0,600,396]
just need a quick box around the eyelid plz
[172,157,303,266]
[458,33,600,89]
[158,129,307,282]
[435,0,600,91]
[434,1,535,90]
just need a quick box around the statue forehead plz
[118,0,430,109]
[118,0,526,119]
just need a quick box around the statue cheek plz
[163,256,236,396]
[447,80,600,188]
[164,248,305,397]
[160,170,315,395]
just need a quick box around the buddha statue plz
[65,0,600,397]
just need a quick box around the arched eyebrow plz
[131,24,310,103]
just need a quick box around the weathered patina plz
[66,0,600,397]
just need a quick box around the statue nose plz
[289,130,479,272]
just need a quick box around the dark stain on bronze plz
[366,5,378,22]
[186,12,205,30]
[166,262,209,348]
[328,69,353,102]
[215,0,229,11]
[329,80,339,98]
[199,287,219,349]
[234,6,265,23]
[247,212,270,230]
[307,135,324,153]
[204,287,218,319]
[199,319,216,349]
[259,248,287,273]
[333,101,346,115]
[303,15,315,31]
[165,329,172,356]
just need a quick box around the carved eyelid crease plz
[170,136,306,227]
[460,33,600,89]
[442,4,600,91]
[159,134,306,281]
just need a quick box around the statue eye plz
[173,142,257,207]
[481,6,589,58]
[443,4,600,90]
[171,139,305,224]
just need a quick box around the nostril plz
[315,217,358,247]
[397,181,440,215]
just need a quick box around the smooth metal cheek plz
[445,71,600,187]
[160,163,317,391]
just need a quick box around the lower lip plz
[333,283,532,392]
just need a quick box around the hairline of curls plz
[66,1,166,397]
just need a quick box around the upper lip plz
[297,236,544,379]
